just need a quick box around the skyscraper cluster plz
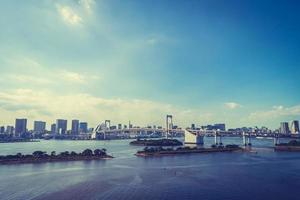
[280,120,300,134]
[0,118,89,136]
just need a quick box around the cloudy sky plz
[0,0,299,129]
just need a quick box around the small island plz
[0,149,113,165]
[135,144,242,157]
[130,138,183,146]
[275,140,300,152]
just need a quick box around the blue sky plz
[0,0,299,129]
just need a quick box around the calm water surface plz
[0,137,300,200]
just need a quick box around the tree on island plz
[94,149,106,156]
[82,149,93,156]
[16,153,23,158]
[59,151,70,157]
[32,151,46,157]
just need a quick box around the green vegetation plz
[0,148,112,165]
[136,144,242,156]
[130,138,183,146]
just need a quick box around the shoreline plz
[0,155,113,165]
[135,147,243,157]
[0,139,40,143]
[274,146,300,152]
[0,148,112,165]
[130,138,183,146]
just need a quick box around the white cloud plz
[272,105,284,110]
[2,68,95,85]
[224,102,242,109]
[78,0,95,14]
[6,74,53,84]
[0,89,213,129]
[4,56,41,69]
[57,5,82,25]
[249,105,300,120]
[59,70,86,83]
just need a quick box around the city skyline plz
[1,117,299,133]
[0,0,300,129]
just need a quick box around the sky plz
[0,0,299,130]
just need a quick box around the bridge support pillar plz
[214,131,218,145]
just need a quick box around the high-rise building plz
[71,120,79,135]
[15,118,27,136]
[118,124,122,129]
[291,120,300,134]
[6,126,14,135]
[56,119,67,134]
[34,121,46,133]
[214,123,226,131]
[51,123,56,134]
[0,126,5,134]
[191,124,196,130]
[79,122,88,133]
[280,122,290,134]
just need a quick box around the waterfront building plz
[118,124,122,129]
[79,122,88,133]
[191,124,196,130]
[6,126,14,134]
[0,126,5,134]
[34,121,46,134]
[201,124,226,131]
[291,120,300,134]
[280,122,290,134]
[71,120,79,135]
[15,118,27,136]
[214,123,226,131]
[51,123,56,134]
[56,119,67,134]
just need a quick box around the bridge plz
[92,125,185,140]
[92,117,298,145]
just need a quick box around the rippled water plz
[1,137,300,200]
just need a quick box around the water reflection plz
[0,138,300,200]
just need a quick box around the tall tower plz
[56,119,67,134]
[280,122,290,134]
[51,123,56,134]
[34,121,46,134]
[71,120,79,135]
[15,118,27,137]
[79,122,88,133]
[291,120,300,134]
